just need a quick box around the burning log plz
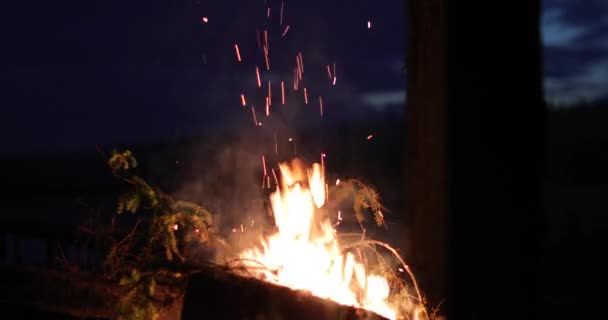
[182,267,389,320]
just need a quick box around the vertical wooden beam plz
[0,232,5,263]
[404,0,447,311]
[446,1,543,319]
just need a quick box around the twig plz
[342,239,427,316]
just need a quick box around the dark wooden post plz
[445,1,543,319]
[405,1,543,318]
[0,232,5,263]
[404,0,447,311]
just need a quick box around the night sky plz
[543,0,608,104]
[1,0,606,152]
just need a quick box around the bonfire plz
[235,159,427,320]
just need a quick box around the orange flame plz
[240,161,397,320]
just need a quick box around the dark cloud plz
[549,0,607,28]
[542,0,608,102]
[544,46,608,78]
[577,23,608,46]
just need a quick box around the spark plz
[367,20,372,29]
[321,152,325,174]
[195,228,200,233]
[296,56,303,80]
[251,219,255,227]
[264,45,270,70]
[288,137,293,142]
[282,25,290,37]
[319,96,324,117]
[271,168,279,185]
[298,51,304,73]
[332,62,337,85]
[336,179,341,186]
[235,44,242,62]
[258,122,263,126]
[256,29,261,48]
[240,94,246,107]
[280,2,284,25]
[264,30,268,48]
[266,175,271,188]
[398,268,404,273]
[173,224,179,231]
[268,80,272,106]
[304,87,308,104]
[251,106,259,125]
[281,81,285,104]
[274,132,278,155]
[267,7,271,18]
[256,66,261,88]
[262,155,268,176]
[201,17,209,23]
[293,68,299,91]
[333,211,342,227]
[326,65,332,79]
[240,224,244,233]
[295,74,299,91]
[367,134,374,140]
[265,97,270,116]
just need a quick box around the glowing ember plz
[240,94,247,107]
[268,80,272,106]
[265,97,270,116]
[319,96,324,117]
[264,45,270,70]
[240,161,396,320]
[256,66,262,88]
[201,17,209,24]
[235,44,242,62]
[251,106,258,125]
[298,51,305,74]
